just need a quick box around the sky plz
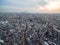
[0,0,60,13]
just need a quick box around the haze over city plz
[0,0,60,13]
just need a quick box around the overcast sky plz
[0,0,60,13]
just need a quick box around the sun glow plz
[39,1,60,12]
[47,3,57,10]
[46,2,59,11]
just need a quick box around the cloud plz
[34,0,60,13]
[0,0,46,7]
[0,0,60,13]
